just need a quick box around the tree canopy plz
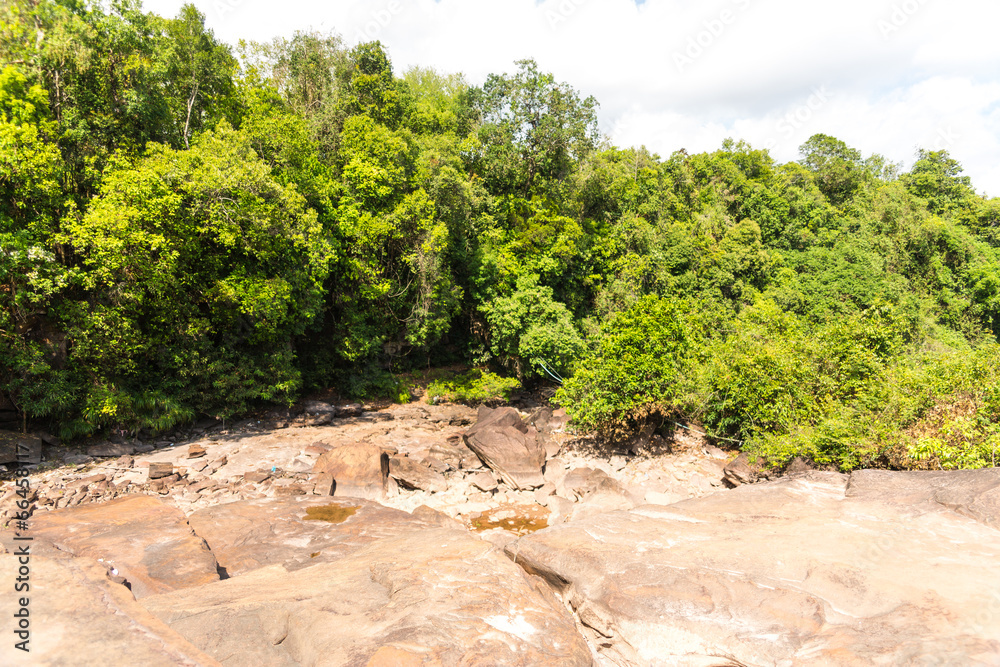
[2,1,999,472]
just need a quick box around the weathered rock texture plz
[26,494,219,598]
[311,442,389,500]
[511,470,1000,666]
[141,526,594,666]
[0,555,220,666]
[186,496,452,576]
[463,406,546,489]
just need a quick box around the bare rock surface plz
[187,496,448,577]
[0,555,220,666]
[511,470,1000,666]
[141,526,594,667]
[846,467,1000,530]
[21,494,219,598]
[463,406,547,489]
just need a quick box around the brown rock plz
[187,444,207,459]
[430,437,480,469]
[302,400,338,415]
[389,456,448,493]
[422,455,450,474]
[87,441,136,458]
[311,443,389,501]
[469,471,498,492]
[463,407,545,490]
[723,452,755,486]
[243,470,271,484]
[141,527,592,666]
[186,496,454,577]
[513,470,1000,665]
[338,403,363,417]
[27,494,219,598]
[0,555,220,666]
[148,462,174,480]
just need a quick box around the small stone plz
[187,445,207,459]
[469,472,498,492]
[244,470,271,484]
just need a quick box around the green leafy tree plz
[473,59,598,197]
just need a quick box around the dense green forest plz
[3,1,999,470]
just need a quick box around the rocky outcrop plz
[463,407,546,490]
[0,555,220,666]
[23,494,219,598]
[141,526,594,666]
[510,470,1000,665]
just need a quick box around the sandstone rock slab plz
[27,494,219,598]
[512,470,1000,666]
[141,527,593,667]
[186,496,451,577]
[0,555,220,666]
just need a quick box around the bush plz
[556,295,697,436]
[426,369,520,404]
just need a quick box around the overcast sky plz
[142,0,1000,196]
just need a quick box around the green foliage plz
[556,295,696,435]
[427,369,520,405]
[2,3,999,472]
[482,274,585,379]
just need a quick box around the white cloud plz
[143,0,1000,195]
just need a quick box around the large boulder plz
[511,470,1000,666]
[311,442,389,500]
[140,527,593,666]
[463,406,546,490]
[25,494,219,598]
[186,496,450,577]
[0,555,220,666]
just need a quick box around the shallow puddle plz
[469,503,549,535]
[303,504,359,523]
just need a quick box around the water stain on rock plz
[469,503,549,535]
[303,504,358,524]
